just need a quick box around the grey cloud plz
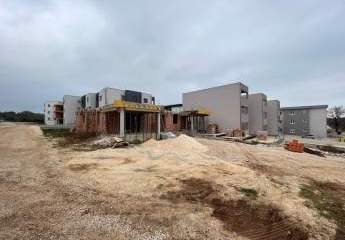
[0,0,344,112]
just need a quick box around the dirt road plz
[0,123,167,240]
[0,123,344,239]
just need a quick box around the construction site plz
[1,121,345,240]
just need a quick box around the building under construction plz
[75,100,161,142]
[162,104,209,135]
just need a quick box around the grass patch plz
[240,187,258,199]
[249,140,260,145]
[299,181,345,239]
[41,128,71,138]
[41,128,97,149]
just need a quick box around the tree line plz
[328,106,345,134]
[0,111,44,123]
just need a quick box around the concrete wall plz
[98,88,123,107]
[267,100,280,136]
[282,109,310,136]
[85,93,97,109]
[248,93,267,135]
[63,95,81,126]
[309,108,327,138]
[141,92,153,104]
[44,101,62,125]
[183,83,244,132]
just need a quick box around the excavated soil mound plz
[162,178,309,240]
[143,134,208,152]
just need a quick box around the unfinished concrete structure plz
[267,100,281,136]
[81,93,97,109]
[75,100,161,141]
[248,93,268,135]
[280,105,328,138]
[96,88,155,109]
[162,104,183,132]
[63,95,81,127]
[183,82,249,133]
[97,87,123,108]
[44,101,63,125]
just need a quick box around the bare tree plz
[328,105,345,134]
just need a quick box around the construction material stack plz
[285,140,304,153]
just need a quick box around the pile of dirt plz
[143,134,208,152]
[162,178,309,240]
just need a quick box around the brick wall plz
[162,111,181,132]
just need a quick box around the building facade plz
[248,93,268,135]
[96,87,154,108]
[81,93,97,109]
[97,87,123,108]
[183,82,249,133]
[267,100,281,136]
[63,95,82,126]
[44,101,63,125]
[280,105,328,138]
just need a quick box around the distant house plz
[280,105,328,138]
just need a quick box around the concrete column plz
[120,109,125,138]
[190,116,194,132]
[157,112,161,140]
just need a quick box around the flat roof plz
[183,82,247,94]
[280,105,328,110]
[164,104,183,108]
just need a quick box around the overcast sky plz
[0,0,344,112]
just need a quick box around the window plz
[86,97,89,103]
[48,104,50,107]
[99,95,102,102]
[173,114,178,124]
[289,111,295,115]
[302,119,307,123]
[290,119,295,124]
[290,129,295,134]
[48,111,50,114]
[241,106,248,114]
[143,98,148,103]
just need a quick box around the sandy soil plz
[1,122,345,239]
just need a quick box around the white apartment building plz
[248,93,268,135]
[183,82,249,133]
[44,101,63,125]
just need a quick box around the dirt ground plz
[1,122,345,240]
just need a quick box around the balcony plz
[240,95,248,107]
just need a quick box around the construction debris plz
[207,123,218,134]
[226,128,245,138]
[160,132,176,139]
[285,140,304,153]
[304,147,326,157]
[256,131,268,141]
[91,136,129,148]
